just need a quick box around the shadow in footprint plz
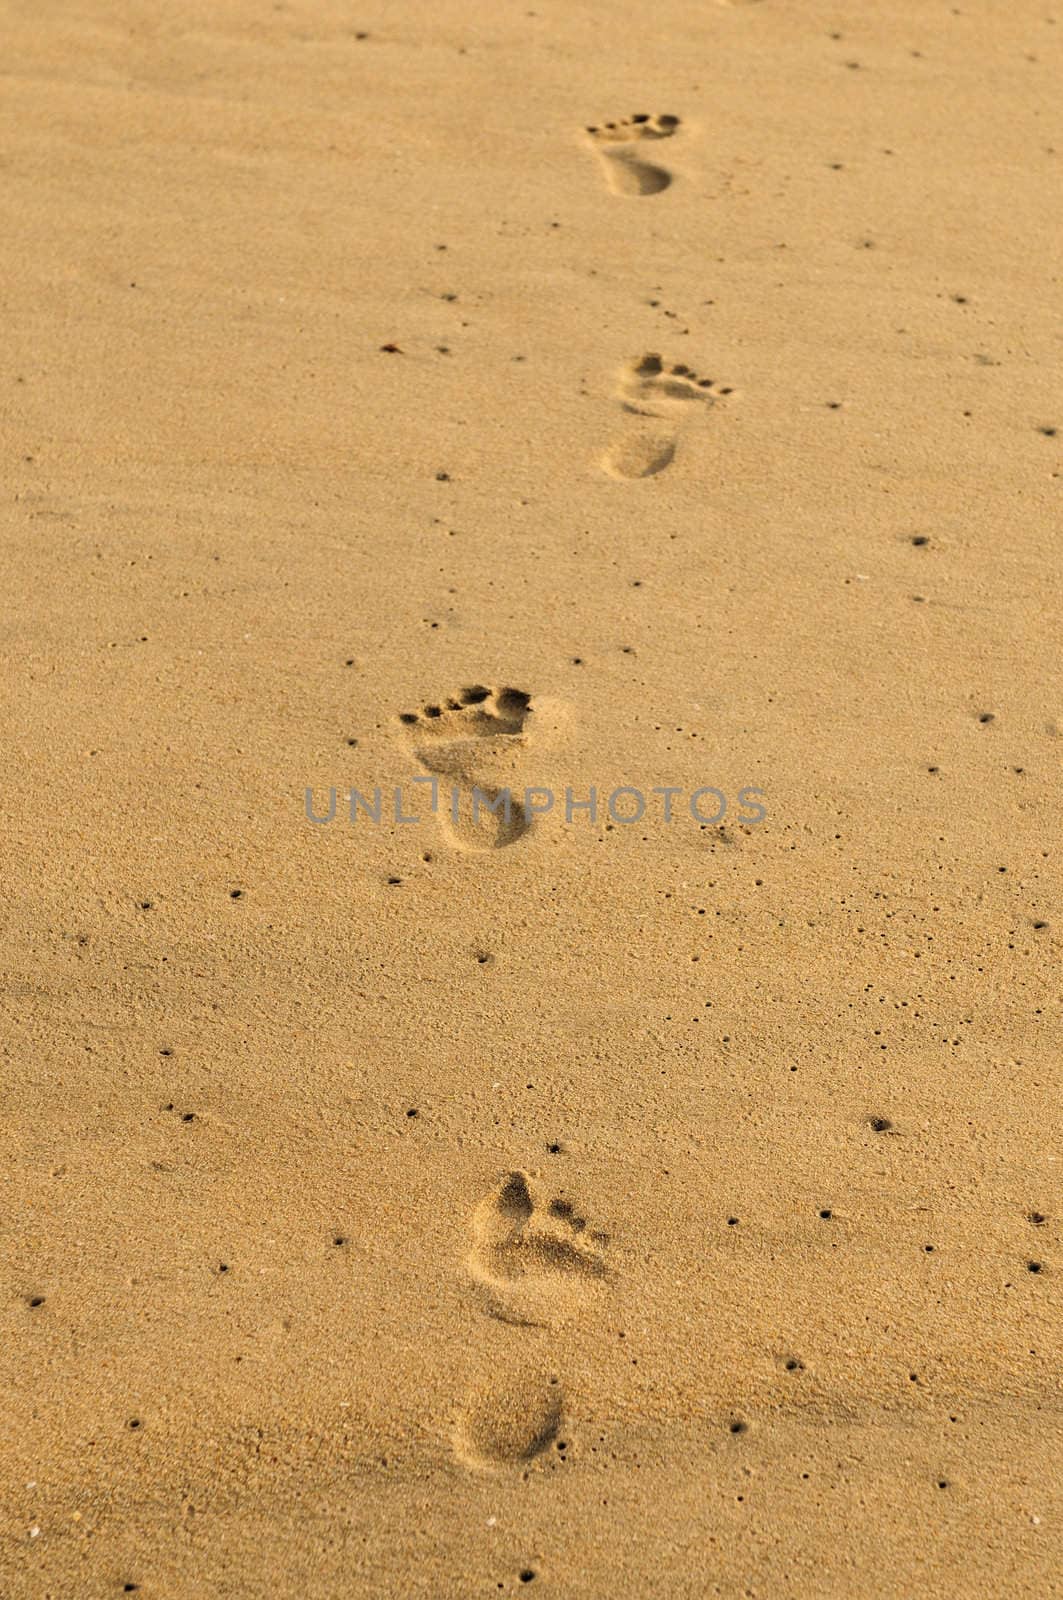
[455,1371,564,1470]
[585,113,681,197]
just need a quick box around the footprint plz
[454,1370,564,1470]
[585,113,681,197]
[601,353,734,479]
[396,685,533,851]
[470,1171,611,1292]
[455,1175,607,1473]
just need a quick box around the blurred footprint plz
[585,112,681,197]
[454,1368,564,1470]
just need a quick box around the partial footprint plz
[397,685,533,851]
[603,427,678,480]
[455,1369,564,1471]
[470,1177,611,1299]
[585,113,681,197]
[601,352,734,479]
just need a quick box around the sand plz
[3,0,1062,1594]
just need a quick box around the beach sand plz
[2,1,1061,1594]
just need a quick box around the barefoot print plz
[585,113,682,197]
[464,1170,610,1329]
[469,1171,609,1285]
[454,1368,565,1471]
[453,1173,610,1473]
[396,685,533,851]
[600,353,735,479]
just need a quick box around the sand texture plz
[2,0,1062,1595]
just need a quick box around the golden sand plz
[3,1,1061,1594]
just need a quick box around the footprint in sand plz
[455,1172,609,1470]
[470,1171,609,1284]
[585,112,682,197]
[396,685,533,851]
[455,1369,564,1470]
[601,352,734,479]
[466,1170,609,1326]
